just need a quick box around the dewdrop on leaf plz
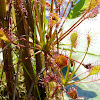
[0,29,10,42]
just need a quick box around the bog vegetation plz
[0,0,100,100]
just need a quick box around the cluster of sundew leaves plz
[56,32,100,87]
[44,0,100,88]
[0,0,99,45]
[70,32,100,77]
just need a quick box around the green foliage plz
[68,0,85,19]
[81,0,91,10]
[68,0,90,19]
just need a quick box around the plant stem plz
[66,43,90,86]
[68,75,89,85]
[64,45,73,84]
[13,49,22,100]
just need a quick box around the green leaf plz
[80,0,90,10]
[68,0,89,19]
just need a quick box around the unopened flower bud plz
[70,32,77,46]
[87,35,91,46]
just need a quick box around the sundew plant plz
[0,0,100,100]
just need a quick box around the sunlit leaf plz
[0,29,10,42]
[67,0,100,19]
[80,0,91,10]
[89,66,100,76]
[68,0,85,19]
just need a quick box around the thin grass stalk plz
[47,0,72,47]
[34,0,43,44]
[65,40,90,85]
[43,0,46,37]
[40,0,43,29]
[57,0,73,34]
[53,18,84,45]
[13,49,22,100]
[13,0,36,97]
[62,0,71,17]
[72,78,100,84]
[49,0,54,38]
[32,0,46,99]
[41,0,45,44]
[64,44,73,84]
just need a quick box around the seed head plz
[68,86,78,99]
